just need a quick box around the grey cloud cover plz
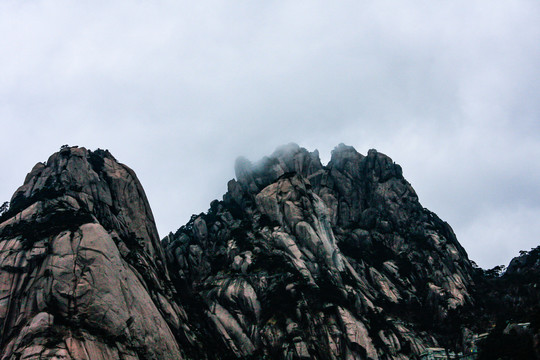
[1,1,539,268]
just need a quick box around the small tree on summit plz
[484,265,506,278]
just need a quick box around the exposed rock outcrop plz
[166,143,476,359]
[0,147,197,360]
[1,143,536,359]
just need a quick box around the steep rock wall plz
[165,143,476,359]
[0,147,196,360]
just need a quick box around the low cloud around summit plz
[1,0,539,268]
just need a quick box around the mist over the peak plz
[1,1,539,268]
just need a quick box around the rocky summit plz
[0,144,538,359]
[0,147,194,359]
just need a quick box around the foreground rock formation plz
[0,147,197,359]
[0,144,537,359]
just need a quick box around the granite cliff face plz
[165,143,476,359]
[0,147,198,359]
[0,144,537,359]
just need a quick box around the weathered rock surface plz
[0,147,197,360]
[165,143,477,359]
[1,143,537,359]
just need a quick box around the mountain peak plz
[168,143,478,358]
[234,143,323,194]
[0,147,190,360]
[8,146,162,258]
[1,144,537,359]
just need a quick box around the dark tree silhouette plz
[0,201,8,216]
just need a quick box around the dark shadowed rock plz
[166,143,477,359]
[1,143,537,359]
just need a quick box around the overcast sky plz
[1,1,539,269]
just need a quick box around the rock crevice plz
[1,143,537,359]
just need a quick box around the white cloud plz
[459,205,540,268]
[1,1,539,268]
